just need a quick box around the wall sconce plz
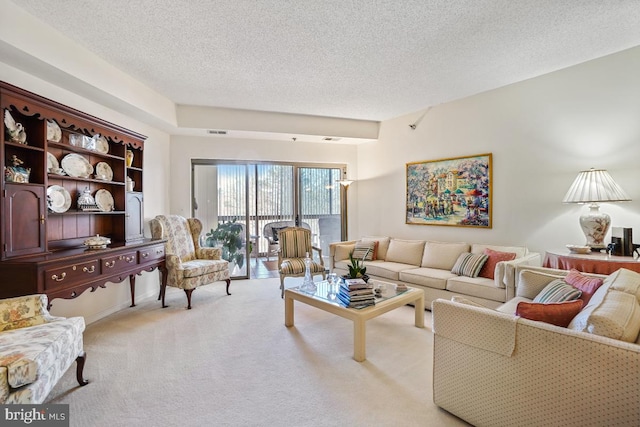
[562,168,631,249]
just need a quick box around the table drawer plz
[44,259,100,290]
[138,245,165,263]
[102,251,138,272]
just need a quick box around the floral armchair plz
[278,227,326,297]
[150,215,231,309]
[0,294,87,404]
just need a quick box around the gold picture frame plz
[406,153,492,228]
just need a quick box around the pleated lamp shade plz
[562,168,631,249]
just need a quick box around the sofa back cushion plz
[516,270,565,299]
[471,244,527,259]
[421,241,470,270]
[385,239,425,266]
[361,236,391,260]
[569,290,640,342]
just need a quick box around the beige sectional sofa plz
[329,237,540,309]
[432,265,640,426]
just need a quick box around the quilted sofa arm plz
[495,252,541,299]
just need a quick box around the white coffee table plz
[284,281,425,362]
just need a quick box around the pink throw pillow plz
[479,248,517,279]
[516,300,584,327]
[564,269,604,305]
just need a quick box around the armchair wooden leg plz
[184,289,194,309]
[225,278,231,295]
[76,352,89,386]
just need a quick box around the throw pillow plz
[271,226,289,242]
[478,248,517,280]
[533,279,582,303]
[351,241,377,261]
[564,269,604,305]
[451,252,489,278]
[516,300,584,327]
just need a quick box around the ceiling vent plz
[207,129,228,135]
[323,137,341,141]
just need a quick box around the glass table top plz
[290,279,410,309]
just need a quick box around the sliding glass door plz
[192,161,346,279]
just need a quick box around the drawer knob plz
[142,253,149,258]
[105,260,116,268]
[51,272,66,282]
[82,265,95,273]
[125,256,135,263]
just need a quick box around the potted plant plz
[345,248,371,281]
[205,220,245,269]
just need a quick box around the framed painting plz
[406,153,492,228]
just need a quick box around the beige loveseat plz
[329,237,540,309]
[432,265,640,426]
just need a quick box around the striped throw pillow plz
[351,241,376,261]
[533,279,582,303]
[451,252,489,278]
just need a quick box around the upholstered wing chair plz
[150,215,231,309]
[263,221,311,261]
[278,227,326,298]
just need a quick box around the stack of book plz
[337,278,375,308]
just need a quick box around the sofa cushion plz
[182,259,229,277]
[446,276,507,303]
[564,269,604,305]
[361,261,410,281]
[421,241,469,270]
[533,279,582,303]
[569,290,640,342]
[478,248,517,280]
[516,300,584,327]
[352,240,376,261]
[517,269,565,299]
[361,236,391,260]
[471,244,527,259]
[334,243,355,262]
[496,296,531,314]
[606,268,640,303]
[399,267,457,290]
[385,239,425,266]
[451,253,488,278]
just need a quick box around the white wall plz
[356,46,640,255]
[0,62,171,323]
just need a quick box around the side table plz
[543,249,640,275]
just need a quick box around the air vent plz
[323,137,341,141]
[207,130,228,135]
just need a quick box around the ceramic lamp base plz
[579,203,610,249]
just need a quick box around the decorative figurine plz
[4,110,27,144]
[4,155,30,183]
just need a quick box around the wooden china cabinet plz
[0,81,165,306]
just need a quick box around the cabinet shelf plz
[48,141,124,161]
[47,210,126,216]
[47,174,125,186]
[4,141,45,152]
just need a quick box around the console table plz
[543,249,640,275]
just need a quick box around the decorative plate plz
[47,152,59,172]
[95,189,115,212]
[61,153,93,178]
[95,162,113,181]
[46,120,62,142]
[94,135,109,154]
[47,185,71,213]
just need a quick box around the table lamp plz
[562,168,631,249]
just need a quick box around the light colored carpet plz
[47,278,470,427]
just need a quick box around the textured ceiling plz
[10,0,640,121]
